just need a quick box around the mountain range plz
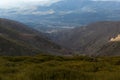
[1,18,120,56]
[50,21,120,56]
[0,18,68,56]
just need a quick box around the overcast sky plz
[0,0,120,16]
[1,0,120,9]
[92,0,120,1]
[0,0,61,9]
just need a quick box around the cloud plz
[59,11,75,15]
[21,9,55,15]
[0,0,61,9]
[92,0,120,1]
[32,10,55,15]
[59,7,96,15]
[1,8,55,15]
[0,0,60,15]
[81,7,96,13]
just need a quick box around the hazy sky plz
[0,0,61,9]
[1,0,120,16]
[1,0,120,9]
[92,0,120,1]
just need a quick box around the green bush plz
[0,55,119,80]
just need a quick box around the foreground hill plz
[0,55,120,80]
[51,21,120,56]
[0,18,67,56]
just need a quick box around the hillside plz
[97,41,120,56]
[0,55,120,80]
[97,34,120,56]
[50,21,120,56]
[0,18,67,56]
[0,35,40,56]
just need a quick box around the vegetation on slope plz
[0,55,120,80]
[98,41,120,56]
[0,35,40,56]
[51,21,120,56]
[0,18,67,56]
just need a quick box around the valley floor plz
[0,55,120,80]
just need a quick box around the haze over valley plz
[1,0,120,80]
[2,0,120,32]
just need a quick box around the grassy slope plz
[0,55,120,80]
[0,18,66,55]
[0,35,40,56]
[98,42,120,56]
[51,21,120,56]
